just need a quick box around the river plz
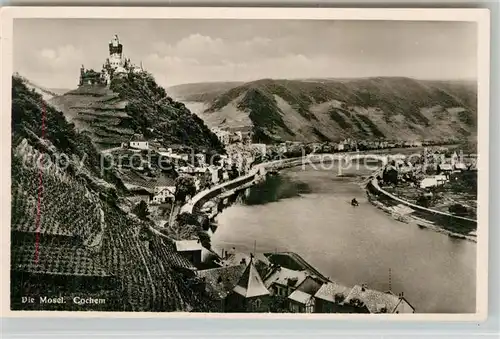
[211,161,476,313]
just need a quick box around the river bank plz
[211,165,476,313]
[365,178,477,243]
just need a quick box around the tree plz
[174,175,196,203]
[449,203,469,217]
[176,212,199,227]
[138,224,153,241]
[228,164,239,180]
[269,295,288,313]
[416,194,431,208]
[197,230,211,250]
[132,201,150,220]
[383,167,399,186]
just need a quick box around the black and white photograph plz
[2,8,489,317]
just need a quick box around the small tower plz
[226,255,270,312]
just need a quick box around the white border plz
[0,7,490,321]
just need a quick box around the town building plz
[420,175,448,189]
[197,264,247,312]
[288,290,315,313]
[195,153,206,167]
[225,256,271,312]
[212,128,232,146]
[287,275,324,313]
[250,143,267,157]
[343,284,415,314]
[454,162,468,171]
[129,134,149,150]
[437,163,454,175]
[152,186,175,204]
[175,240,203,266]
[313,281,352,313]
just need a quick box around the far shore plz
[183,148,477,244]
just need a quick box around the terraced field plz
[49,85,135,149]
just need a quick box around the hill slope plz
[174,77,477,143]
[11,75,215,312]
[168,81,245,103]
[50,72,224,152]
[14,72,70,102]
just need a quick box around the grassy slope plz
[11,75,216,312]
[181,77,477,143]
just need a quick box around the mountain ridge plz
[170,77,477,143]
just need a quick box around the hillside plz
[50,71,224,153]
[168,81,244,102]
[173,77,477,143]
[10,75,216,312]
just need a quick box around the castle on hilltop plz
[79,34,143,87]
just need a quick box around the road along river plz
[211,160,476,313]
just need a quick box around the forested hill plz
[49,71,224,153]
[170,77,477,144]
[10,75,216,312]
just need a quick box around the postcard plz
[0,7,490,320]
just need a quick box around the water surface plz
[212,163,476,313]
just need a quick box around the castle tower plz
[108,34,124,69]
[79,64,85,86]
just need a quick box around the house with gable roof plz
[263,265,323,313]
[343,284,415,314]
[225,255,271,312]
[264,266,308,297]
[196,264,247,312]
[129,134,149,151]
[313,281,352,313]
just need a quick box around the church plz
[79,34,143,87]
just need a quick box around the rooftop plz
[288,289,313,305]
[439,163,453,171]
[175,240,203,252]
[222,252,271,267]
[150,237,196,271]
[197,264,246,300]
[314,281,351,303]
[233,258,270,298]
[344,285,409,313]
[130,134,148,142]
[264,267,308,289]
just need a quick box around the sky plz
[13,19,478,89]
